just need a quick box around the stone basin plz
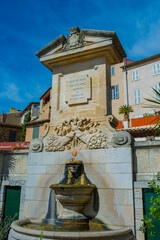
[8,218,134,240]
[51,184,96,213]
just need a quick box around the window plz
[9,131,16,142]
[111,85,119,99]
[32,126,39,139]
[153,63,160,75]
[134,89,141,104]
[111,66,115,76]
[154,83,160,99]
[132,70,139,80]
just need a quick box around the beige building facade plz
[111,59,134,121]
[111,62,125,120]
[122,54,160,119]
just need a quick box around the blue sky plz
[0,0,160,113]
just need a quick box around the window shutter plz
[32,126,39,139]
[111,87,115,99]
[136,70,139,80]
[154,83,160,99]
[157,63,160,74]
[115,85,119,98]
[134,89,141,104]
[111,66,115,76]
[153,64,157,75]
[134,90,137,104]
[155,84,158,91]
[132,71,135,80]
[138,89,141,103]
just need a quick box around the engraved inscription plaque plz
[65,74,91,105]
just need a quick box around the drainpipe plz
[123,65,130,128]
[124,66,129,106]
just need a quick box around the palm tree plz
[144,88,160,129]
[119,105,134,120]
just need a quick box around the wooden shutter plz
[111,66,115,76]
[153,64,157,75]
[111,87,115,99]
[157,63,160,74]
[32,126,39,139]
[132,71,135,80]
[154,83,160,99]
[115,85,119,99]
[136,70,139,80]
[134,90,137,104]
[138,89,141,103]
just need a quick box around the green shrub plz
[140,172,160,236]
[0,215,17,240]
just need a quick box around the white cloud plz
[0,82,23,103]
[127,19,160,58]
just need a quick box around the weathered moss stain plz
[22,219,110,232]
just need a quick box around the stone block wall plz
[0,140,159,239]
[24,148,135,231]
[133,141,160,181]
[0,150,28,219]
[133,141,160,240]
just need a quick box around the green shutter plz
[32,126,39,139]
[143,188,160,240]
[4,186,21,220]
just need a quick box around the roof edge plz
[121,53,160,69]
[26,118,50,126]
[81,29,115,37]
[40,87,52,100]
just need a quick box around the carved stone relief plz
[29,123,50,152]
[44,118,101,152]
[88,132,109,149]
[112,131,132,148]
[30,117,132,152]
[62,27,85,51]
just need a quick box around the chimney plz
[10,108,16,113]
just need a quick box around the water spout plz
[43,189,57,225]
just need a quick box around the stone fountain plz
[50,159,96,231]
[8,28,135,239]
[9,155,133,240]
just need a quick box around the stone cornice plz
[35,34,66,58]
[35,28,126,71]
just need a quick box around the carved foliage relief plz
[29,117,132,152]
[44,118,109,152]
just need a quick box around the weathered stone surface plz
[65,74,91,105]
[8,218,134,240]
[29,138,43,152]
[112,131,132,148]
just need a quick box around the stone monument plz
[9,28,135,240]
[31,27,130,153]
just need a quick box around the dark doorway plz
[143,188,160,240]
[4,186,21,220]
